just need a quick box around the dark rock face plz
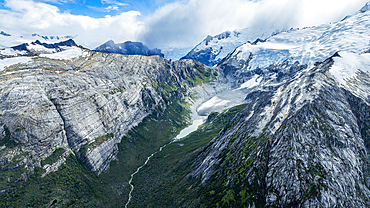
[182,47,218,67]
[94,40,164,57]
[0,31,11,36]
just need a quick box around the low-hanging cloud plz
[141,0,369,48]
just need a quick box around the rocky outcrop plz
[0,50,210,175]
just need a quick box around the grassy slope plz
[0,99,190,207]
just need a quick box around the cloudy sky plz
[0,0,368,49]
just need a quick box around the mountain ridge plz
[94,40,164,57]
[1,1,370,207]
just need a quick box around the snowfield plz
[330,52,370,85]
[0,57,33,71]
[233,7,370,71]
[40,47,88,60]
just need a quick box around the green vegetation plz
[0,124,18,148]
[0,100,249,207]
[128,103,248,207]
[1,154,109,207]
[80,133,114,153]
[0,96,191,207]
[41,148,66,167]
[187,64,215,86]
[0,64,222,207]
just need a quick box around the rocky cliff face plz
[0,49,210,178]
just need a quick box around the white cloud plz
[141,0,370,48]
[106,5,119,11]
[0,0,144,48]
[0,0,368,50]
[34,0,76,3]
[101,0,129,7]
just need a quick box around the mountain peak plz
[95,40,164,57]
[0,31,11,36]
[181,28,278,66]
[359,1,370,13]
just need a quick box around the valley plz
[1,1,370,207]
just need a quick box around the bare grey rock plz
[0,50,208,175]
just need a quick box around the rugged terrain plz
[0,45,213,201]
[1,2,370,208]
[127,2,370,207]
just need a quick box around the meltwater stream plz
[124,117,205,208]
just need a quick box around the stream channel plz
[124,117,206,208]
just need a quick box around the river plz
[124,117,206,208]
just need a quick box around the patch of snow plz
[0,57,32,71]
[0,48,27,56]
[27,44,56,53]
[175,118,206,140]
[188,28,279,65]
[357,1,370,14]
[236,75,262,90]
[257,41,296,50]
[40,47,88,60]
[197,96,231,115]
[0,33,73,48]
[330,52,370,85]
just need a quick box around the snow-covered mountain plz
[0,39,87,71]
[0,32,74,49]
[0,39,81,59]
[219,2,370,87]
[180,2,370,207]
[181,28,280,66]
[94,40,164,57]
[193,1,370,128]
[2,1,370,207]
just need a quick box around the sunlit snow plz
[0,57,32,71]
[330,52,370,85]
[40,47,88,60]
[233,10,370,71]
[236,75,262,90]
[0,48,27,56]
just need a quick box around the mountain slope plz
[1,1,370,208]
[118,2,370,207]
[179,3,370,207]
[189,53,370,207]
[0,42,213,189]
